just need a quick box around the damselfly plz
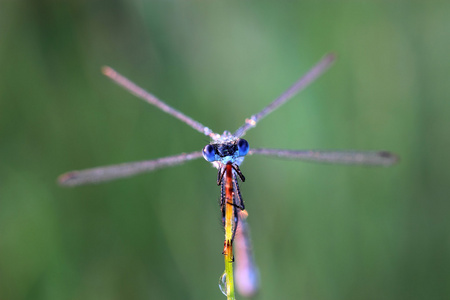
[58,53,397,298]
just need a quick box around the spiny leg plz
[233,176,245,211]
[217,166,226,186]
[230,171,246,245]
[232,164,245,182]
[220,179,226,227]
[231,188,240,245]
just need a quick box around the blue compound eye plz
[237,139,249,156]
[202,144,216,162]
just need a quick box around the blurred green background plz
[1,1,449,299]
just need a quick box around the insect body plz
[58,53,397,298]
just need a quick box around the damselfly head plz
[202,138,250,164]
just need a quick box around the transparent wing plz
[235,210,259,298]
[103,67,217,138]
[233,53,336,138]
[248,149,398,166]
[58,151,203,187]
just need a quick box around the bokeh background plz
[1,1,449,299]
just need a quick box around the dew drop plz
[218,271,227,296]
